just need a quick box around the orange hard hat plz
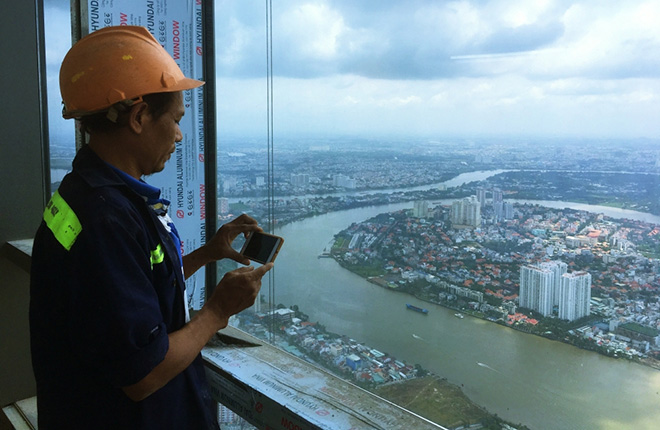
[60,25,204,119]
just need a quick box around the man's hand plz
[123,262,273,402]
[182,214,262,278]
[205,263,274,327]
[205,214,263,265]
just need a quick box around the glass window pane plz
[44,0,75,192]
[217,1,660,429]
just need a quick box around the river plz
[266,171,660,430]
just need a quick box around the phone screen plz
[240,232,284,264]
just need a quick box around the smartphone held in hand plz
[240,231,284,264]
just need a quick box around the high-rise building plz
[332,174,356,189]
[537,261,568,306]
[451,196,481,228]
[290,173,309,188]
[219,197,229,215]
[492,187,503,204]
[519,265,555,316]
[503,202,514,220]
[413,200,429,218]
[519,261,590,320]
[558,272,592,321]
[493,201,503,221]
[476,187,487,208]
[218,405,241,425]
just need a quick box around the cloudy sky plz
[47,0,660,140]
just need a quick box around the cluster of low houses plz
[247,308,419,385]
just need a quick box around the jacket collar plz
[73,145,127,189]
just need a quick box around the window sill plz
[2,397,37,430]
[203,326,445,429]
[2,239,33,274]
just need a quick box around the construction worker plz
[30,26,271,429]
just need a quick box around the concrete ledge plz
[1,397,37,430]
[2,240,33,274]
[203,326,445,430]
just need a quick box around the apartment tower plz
[558,272,592,321]
[537,261,568,306]
[451,196,481,228]
[519,265,555,316]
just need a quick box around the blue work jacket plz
[30,145,219,429]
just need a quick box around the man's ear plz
[127,102,149,134]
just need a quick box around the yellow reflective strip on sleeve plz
[150,244,165,269]
[43,190,82,251]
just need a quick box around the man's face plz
[140,92,185,176]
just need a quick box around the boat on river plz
[406,303,428,314]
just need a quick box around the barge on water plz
[405,303,429,314]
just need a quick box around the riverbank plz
[230,169,660,235]
[375,376,518,430]
[342,262,660,373]
[243,303,528,430]
[272,200,660,429]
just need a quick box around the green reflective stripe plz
[43,190,82,251]
[150,244,165,269]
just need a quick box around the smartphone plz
[240,231,284,264]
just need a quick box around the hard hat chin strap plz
[106,97,143,123]
[62,96,143,121]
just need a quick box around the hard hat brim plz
[60,26,206,119]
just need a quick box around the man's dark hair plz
[78,92,179,135]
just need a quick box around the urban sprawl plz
[214,137,660,370]
[330,196,660,364]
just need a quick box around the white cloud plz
[415,1,486,49]
[279,3,346,61]
[539,1,660,78]
[376,95,423,108]
[241,72,660,137]
[44,0,660,139]
[497,0,554,28]
[217,17,255,69]
[44,4,71,67]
